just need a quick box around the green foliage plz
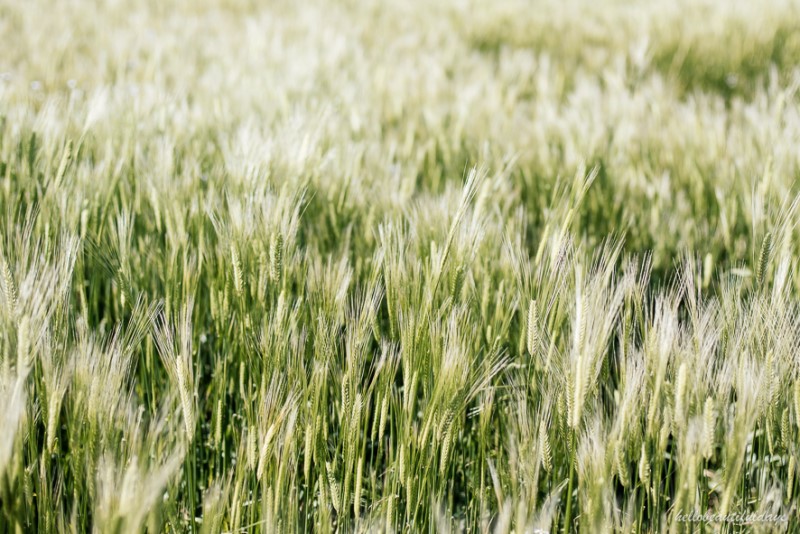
[1,0,800,532]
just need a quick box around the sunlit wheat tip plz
[527,299,539,357]
[231,244,243,297]
[702,397,715,459]
[2,257,16,314]
[794,380,800,430]
[638,444,650,485]
[673,363,688,429]
[538,420,552,473]
[781,408,790,449]
[378,395,389,443]
[270,232,283,284]
[757,231,772,286]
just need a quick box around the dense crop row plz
[1,0,799,532]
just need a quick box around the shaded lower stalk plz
[187,444,197,534]
[563,432,575,534]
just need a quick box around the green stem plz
[187,444,197,534]
[564,432,575,534]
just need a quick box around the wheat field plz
[1,0,800,532]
